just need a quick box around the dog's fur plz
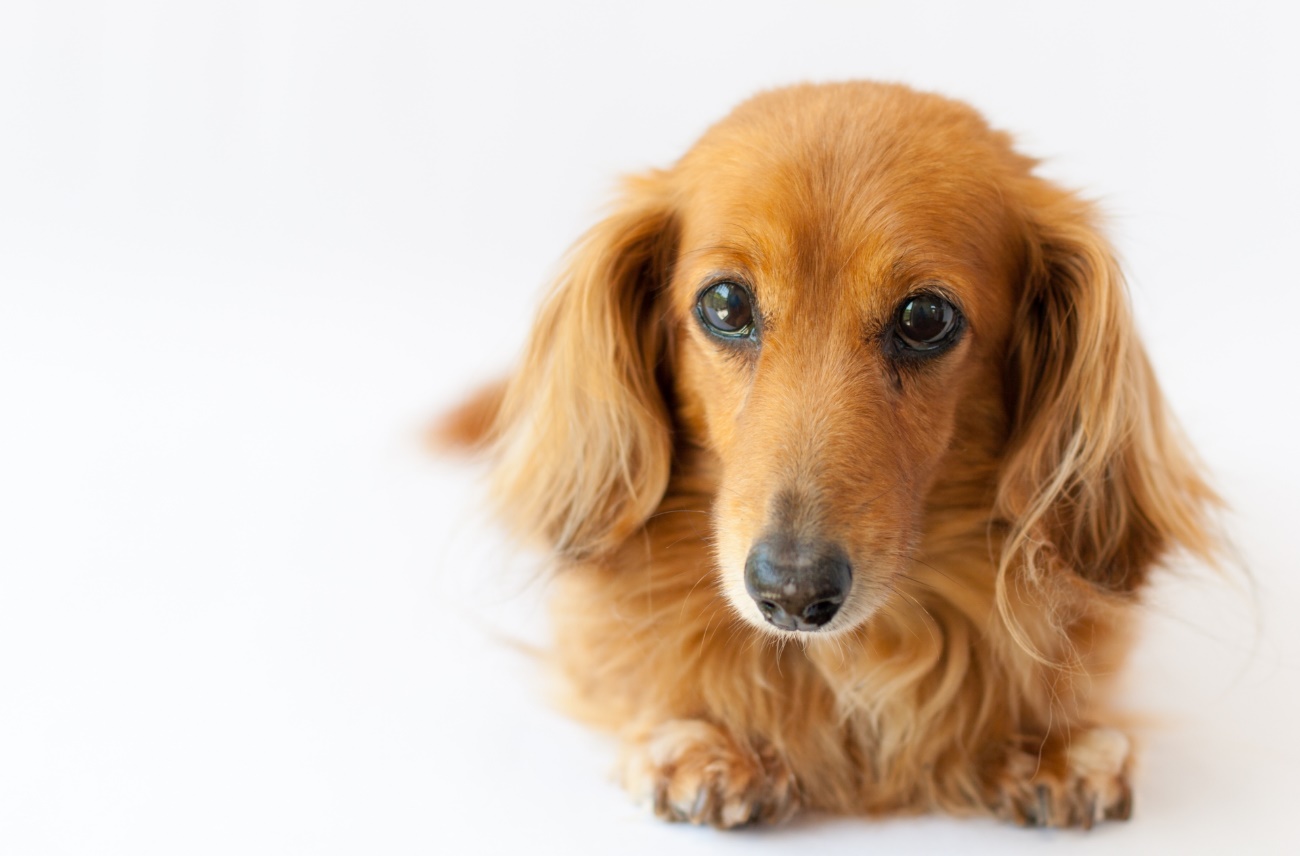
[440,82,1218,828]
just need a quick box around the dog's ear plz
[997,189,1219,598]
[487,173,677,558]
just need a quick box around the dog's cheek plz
[671,338,750,456]
[708,485,765,622]
[667,342,768,622]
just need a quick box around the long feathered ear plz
[996,187,1219,605]
[487,173,677,559]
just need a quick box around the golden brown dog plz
[441,81,1218,828]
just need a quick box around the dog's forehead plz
[669,85,1024,319]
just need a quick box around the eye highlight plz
[895,293,962,352]
[697,281,756,338]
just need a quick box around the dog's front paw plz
[994,727,1134,829]
[621,719,801,828]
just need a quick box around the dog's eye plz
[896,294,959,350]
[697,282,755,337]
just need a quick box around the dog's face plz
[481,82,1213,645]
[664,95,1024,635]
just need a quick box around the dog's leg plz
[620,719,802,828]
[983,726,1134,829]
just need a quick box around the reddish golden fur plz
[443,82,1218,828]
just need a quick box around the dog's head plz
[486,83,1215,638]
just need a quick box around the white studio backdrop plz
[1,2,1297,854]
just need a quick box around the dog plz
[439,81,1219,828]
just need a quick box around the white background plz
[2,2,1298,853]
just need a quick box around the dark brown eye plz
[896,293,959,350]
[697,282,755,337]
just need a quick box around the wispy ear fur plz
[995,185,1221,656]
[487,174,678,558]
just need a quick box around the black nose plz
[744,538,852,632]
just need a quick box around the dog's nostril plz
[800,598,841,628]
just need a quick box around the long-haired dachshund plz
[440,81,1218,828]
